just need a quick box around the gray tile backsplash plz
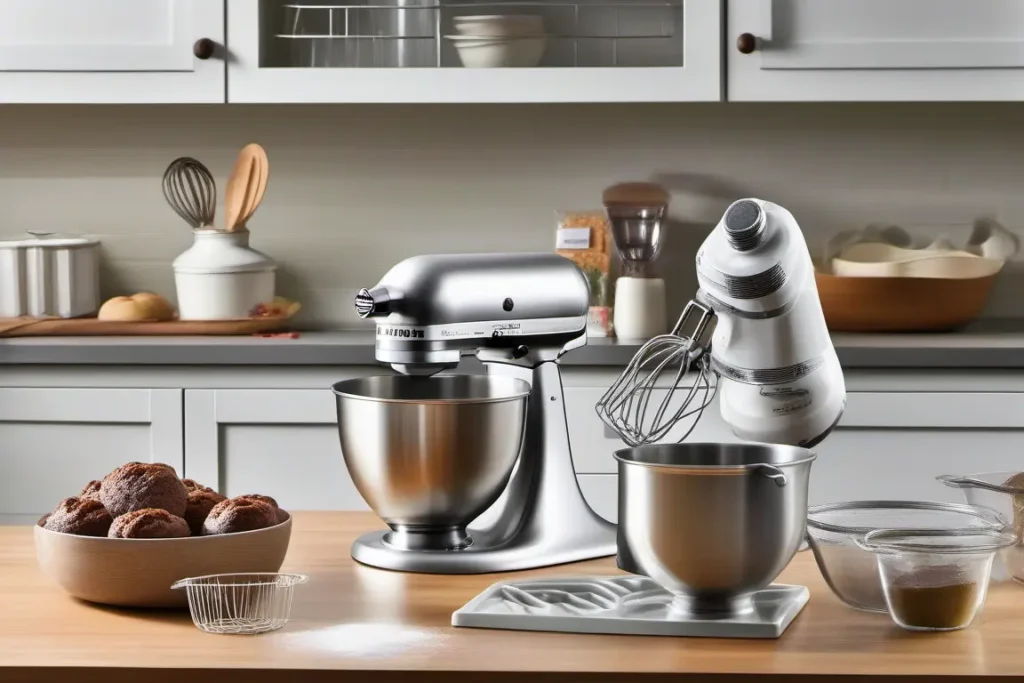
[0,103,1022,328]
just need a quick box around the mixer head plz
[597,198,846,449]
[355,252,590,375]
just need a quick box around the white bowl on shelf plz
[831,242,1004,279]
[453,14,544,37]
[447,35,548,68]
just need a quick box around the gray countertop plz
[4,321,1024,367]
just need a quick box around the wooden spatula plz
[241,144,269,227]
[224,143,267,232]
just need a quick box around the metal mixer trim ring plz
[711,355,826,386]
[695,288,795,321]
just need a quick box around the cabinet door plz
[564,382,1024,515]
[227,0,721,103]
[0,388,183,524]
[0,0,225,103]
[184,389,369,511]
[728,0,1024,101]
[812,392,1024,504]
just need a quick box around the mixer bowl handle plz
[756,464,788,488]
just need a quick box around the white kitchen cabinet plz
[0,0,225,103]
[564,376,1024,514]
[728,0,1024,101]
[183,389,369,512]
[226,0,721,103]
[0,388,183,524]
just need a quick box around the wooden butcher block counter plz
[2,512,1024,683]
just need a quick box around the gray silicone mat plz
[452,576,809,639]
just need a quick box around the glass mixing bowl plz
[939,472,1024,584]
[856,528,1016,631]
[806,501,1007,612]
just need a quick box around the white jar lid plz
[0,232,98,248]
[0,237,30,249]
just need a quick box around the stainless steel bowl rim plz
[807,500,1007,536]
[857,528,1017,555]
[613,445,816,471]
[331,376,531,404]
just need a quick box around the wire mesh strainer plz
[171,573,308,635]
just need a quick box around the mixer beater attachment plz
[596,301,718,447]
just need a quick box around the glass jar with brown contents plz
[857,528,1016,632]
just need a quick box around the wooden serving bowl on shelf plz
[815,271,996,333]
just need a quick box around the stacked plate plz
[447,15,547,68]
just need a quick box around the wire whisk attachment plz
[596,300,718,447]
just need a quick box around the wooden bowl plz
[815,272,996,332]
[34,514,292,608]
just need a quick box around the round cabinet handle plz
[193,38,217,60]
[736,33,758,54]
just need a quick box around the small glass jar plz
[856,528,1016,632]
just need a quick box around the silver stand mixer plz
[334,252,616,574]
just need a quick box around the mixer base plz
[452,577,809,639]
[351,517,617,574]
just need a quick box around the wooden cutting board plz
[0,316,292,338]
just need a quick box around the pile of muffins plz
[38,462,288,539]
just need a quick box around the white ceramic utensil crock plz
[173,229,276,320]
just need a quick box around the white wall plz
[0,103,1021,328]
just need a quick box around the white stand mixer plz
[597,198,846,576]
[598,197,846,449]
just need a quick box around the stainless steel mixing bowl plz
[615,442,815,615]
[333,375,530,551]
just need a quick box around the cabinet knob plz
[736,33,758,54]
[193,38,216,60]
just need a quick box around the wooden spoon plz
[224,143,265,232]
[242,144,269,225]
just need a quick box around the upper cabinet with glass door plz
[728,0,1024,101]
[226,0,721,102]
[0,0,225,103]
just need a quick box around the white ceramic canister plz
[173,229,276,320]
[613,276,667,340]
[0,233,100,318]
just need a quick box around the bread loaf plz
[98,293,175,322]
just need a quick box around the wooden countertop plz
[4,511,1024,682]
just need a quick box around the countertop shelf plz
[5,320,1024,367]
[4,511,1024,682]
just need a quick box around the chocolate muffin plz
[42,496,113,537]
[184,488,227,536]
[100,462,187,518]
[108,508,190,539]
[234,494,288,524]
[181,478,214,494]
[79,480,103,502]
[203,497,278,535]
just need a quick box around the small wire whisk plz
[162,156,217,230]
[171,573,308,635]
[596,300,719,448]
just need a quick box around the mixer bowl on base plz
[615,442,815,617]
[333,375,530,552]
